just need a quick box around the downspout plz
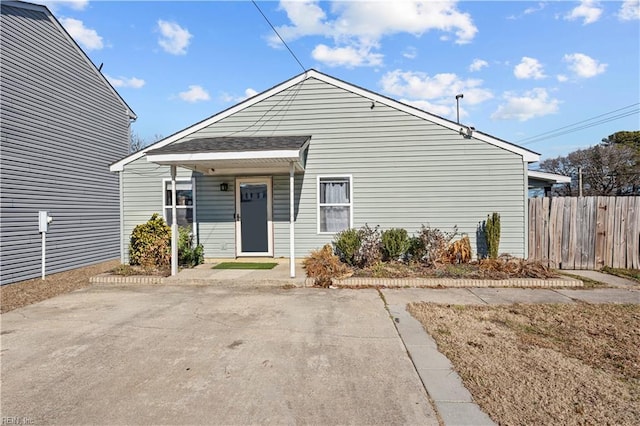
[523,160,529,259]
[119,171,124,264]
[289,161,295,278]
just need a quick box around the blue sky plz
[41,0,639,161]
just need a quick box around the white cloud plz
[564,0,602,25]
[105,74,145,89]
[403,46,417,59]
[514,57,546,80]
[273,1,477,67]
[59,17,103,51]
[220,88,259,103]
[508,2,546,20]
[380,69,493,120]
[312,44,383,67]
[469,58,488,72]
[563,53,607,78]
[40,0,88,11]
[618,0,640,20]
[491,88,560,121]
[157,20,192,55]
[524,2,546,15]
[178,85,210,103]
[557,74,569,82]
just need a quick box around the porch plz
[145,136,311,278]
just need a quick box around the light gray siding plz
[0,4,133,284]
[121,76,527,260]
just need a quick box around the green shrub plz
[354,224,382,268]
[381,228,410,261]
[178,227,204,267]
[485,212,501,259]
[129,214,171,268]
[333,228,361,266]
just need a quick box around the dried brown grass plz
[408,302,640,425]
[0,260,119,313]
[303,244,352,287]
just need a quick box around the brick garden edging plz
[90,273,165,285]
[305,276,583,288]
[91,273,582,288]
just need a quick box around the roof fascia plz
[110,71,310,172]
[146,149,303,163]
[4,1,137,120]
[528,170,572,183]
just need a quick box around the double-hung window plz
[163,179,195,228]
[318,176,352,233]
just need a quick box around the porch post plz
[289,161,295,278]
[170,165,178,276]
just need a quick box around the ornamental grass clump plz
[303,244,352,287]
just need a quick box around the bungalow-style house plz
[111,69,543,277]
[0,1,135,284]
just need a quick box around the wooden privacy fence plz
[528,197,640,270]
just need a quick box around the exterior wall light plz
[220,182,229,192]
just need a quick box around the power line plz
[517,102,640,146]
[252,1,306,74]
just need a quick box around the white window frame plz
[317,175,353,234]
[162,177,197,235]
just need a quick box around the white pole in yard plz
[171,165,178,276]
[289,162,295,278]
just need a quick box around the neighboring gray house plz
[0,1,136,284]
[111,69,541,275]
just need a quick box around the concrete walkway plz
[563,269,639,289]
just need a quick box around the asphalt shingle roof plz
[146,136,311,155]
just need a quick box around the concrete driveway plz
[1,285,437,425]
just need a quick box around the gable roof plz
[1,1,136,120]
[110,69,539,172]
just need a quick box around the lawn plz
[408,302,640,425]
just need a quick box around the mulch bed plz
[0,259,119,314]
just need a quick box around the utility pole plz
[578,166,583,197]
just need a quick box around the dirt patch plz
[408,303,640,425]
[0,260,119,314]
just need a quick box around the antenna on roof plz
[455,93,464,124]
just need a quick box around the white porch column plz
[289,161,295,278]
[170,165,178,276]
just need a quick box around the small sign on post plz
[39,211,53,279]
